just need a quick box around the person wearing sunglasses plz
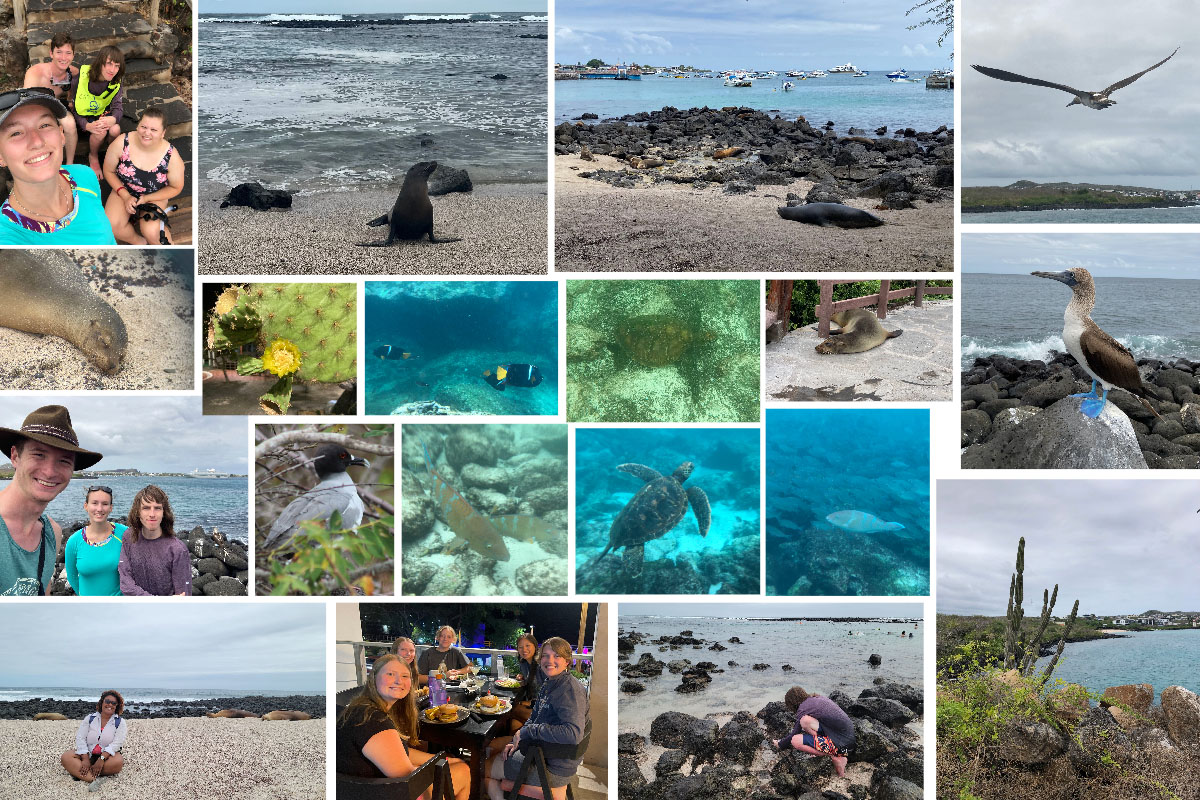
[0,87,116,244]
[102,105,183,244]
[63,486,126,596]
[60,690,126,788]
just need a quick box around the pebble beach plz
[0,717,324,800]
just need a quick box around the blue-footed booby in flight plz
[1032,268,1163,420]
[263,443,371,552]
[972,47,1178,109]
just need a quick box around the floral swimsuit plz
[115,133,172,198]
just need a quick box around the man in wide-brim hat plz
[0,405,102,596]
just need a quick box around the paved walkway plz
[765,299,954,402]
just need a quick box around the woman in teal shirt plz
[64,486,125,596]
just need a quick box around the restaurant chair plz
[506,719,592,800]
[338,756,454,800]
[336,685,365,716]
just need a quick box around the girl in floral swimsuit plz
[101,106,184,244]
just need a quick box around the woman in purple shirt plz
[117,485,191,596]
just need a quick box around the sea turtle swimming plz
[595,461,712,579]
[613,314,716,368]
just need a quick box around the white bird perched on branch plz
[262,443,370,552]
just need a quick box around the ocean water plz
[961,273,1200,371]
[964,206,1200,224]
[556,72,954,132]
[764,409,930,596]
[618,615,924,733]
[0,476,248,543]
[365,281,558,415]
[574,427,760,594]
[0,687,313,704]
[199,12,548,194]
[1035,630,1200,698]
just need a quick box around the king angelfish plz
[825,510,905,533]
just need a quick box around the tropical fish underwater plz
[825,510,905,533]
[483,363,543,391]
[420,443,558,561]
[374,345,414,360]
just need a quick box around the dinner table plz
[420,676,520,800]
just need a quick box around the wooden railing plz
[814,280,953,337]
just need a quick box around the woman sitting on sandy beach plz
[60,690,126,787]
[102,106,183,244]
[337,654,470,799]
[64,486,126,596]
[485,637,589,800]
[0,88,115,244]
[416,625,471,682]
[117,485,191,596]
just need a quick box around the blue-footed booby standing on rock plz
[1032,268,1163,420]
[263,443,371,552]
[972,47,1178,109]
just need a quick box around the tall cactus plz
[1003,537,1025,669]
[1000,536,1079,682]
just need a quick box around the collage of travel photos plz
[2,0,1198,799]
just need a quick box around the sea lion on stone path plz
[261,710,312,721]
[0,251,127,373]
[206,709,259,718]
[777,202,885,229]
[33,712,68,720]
[358,161,461,246]
[815,309,902,354]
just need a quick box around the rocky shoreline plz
[51,525,250,596]
[557,106,952,209]
[962,351,1200,469]
[0,694,325,720]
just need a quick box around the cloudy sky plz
[202,1,545,13]
[0,605,324,690]
[963,1,1197,188]
[623,602,922,619]
[556,0,951,70]
[963,233,1200,279]
[938,480,1200,615]
[0,397,246,474]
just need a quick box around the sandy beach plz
[0,717,324,800]
[0,250,193,391]
[554,155,952,272]
[198,182,547,275]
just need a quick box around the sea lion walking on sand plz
[815,309,902,354]
[777,202,885,229]
[357,161,461,246]
[0,250,127,373]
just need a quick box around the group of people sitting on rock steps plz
[0,32,184,245]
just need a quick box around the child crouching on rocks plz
[776,687,855,777]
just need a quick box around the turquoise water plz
[1036,630,1200,698]
[765,409,930,596]
[574,427,760,594]
[365,282,558,415]
[557,72,954,132]
[964,206,1200,224]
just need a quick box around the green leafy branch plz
[266,513,394,596]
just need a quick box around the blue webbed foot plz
[1070,380,1100,400]
[1079,392,1107,418]
[1069,392,1097,399]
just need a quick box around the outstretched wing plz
[1102,47,1179,94]
[971,64,1085,97]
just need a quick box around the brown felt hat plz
[0,405,102,470]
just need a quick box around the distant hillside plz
[962,180,1199,213]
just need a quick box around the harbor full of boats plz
[555,62,953,89]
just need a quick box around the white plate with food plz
[472,696,512,715]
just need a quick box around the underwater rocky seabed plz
[365,282,558,416]
[574,431,760,595]
[566,280,760,422]
[399,424,568,596]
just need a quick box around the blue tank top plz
[0,514,55,596]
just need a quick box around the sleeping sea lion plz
[0,251,127,373]
[206,709,259,718]
[815,309,902,354]
[33,712,68,720]
[358,161,461,246]
[261,710,312,721]
[777,202,885,229]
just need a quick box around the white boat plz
[808,70,827,78]
[785,70,804,78]
[889,77,918,83]
[723,73,753,87]
[828,62,857,73]
[853,71,869,77]
[782,81,795,91]
[886,68,908,79]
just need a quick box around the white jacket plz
[74,712,127,756]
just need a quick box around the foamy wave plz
[259,14,344,21]
[521,15,549,21]
[402,14,470,20]
[961,335,1064,365]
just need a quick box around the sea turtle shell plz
[615,314,705,367]
[608,462,711,549]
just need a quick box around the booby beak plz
[1031,270,1078,287]
[349,456,371,469]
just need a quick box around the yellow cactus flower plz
[263,338,302,376]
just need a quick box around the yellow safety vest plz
[73,64,119,118]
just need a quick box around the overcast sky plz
[556,0,951,70]
[0,605,324,690]
[0,397,245,474]
[202,1,546,14]
[622,602,922,619]
[963,233,1200,279]
[963,1,1197,188]
[938,480,1200,616]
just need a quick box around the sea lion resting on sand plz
[0,251,127,373]
[206,709,259,718]
[33,712,68,720]
[815,309,902,354]
[777,202,885,229]
[261,710,312,721]
[358,161,461,246]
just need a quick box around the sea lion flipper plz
[366,214,390,227]
[888,329,903,338]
